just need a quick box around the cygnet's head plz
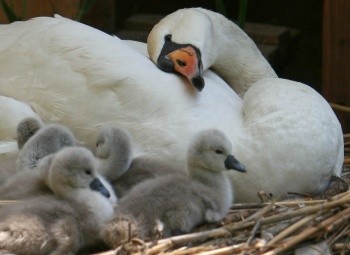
[147,8,218,91]
[16,124,76,171]
[16,117,43,149]
[95,126,133,179]
[47,147,110,199]
[188,129,246,173]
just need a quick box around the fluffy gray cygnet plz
[16,117,44,149]
[95,126,179,197]
[100,129,246,247]
[0,118,43,185]
[0,156,17,186]
[0,123,75,200]
[0,147,114,255]
[0,155,54,200]
[16,123,76,171]
[0,124,117,205]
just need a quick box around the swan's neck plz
[96,141,132,181]
[203,10,277,97]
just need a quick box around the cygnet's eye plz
[164,34,172,42]
[215,149,223,154]
[85,169,92,175]
[96,140,103,148]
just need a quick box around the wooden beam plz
[323,0,350,133]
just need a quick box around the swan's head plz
[95,125,133,180]
[188,129,246,173]
[148,8,218,91]
[47,147,111,199]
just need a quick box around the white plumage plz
[0,10,343,202]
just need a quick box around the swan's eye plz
[164,34,172,42]
[85,170,92,175]
[215,149,223,154]
[176,59,187,67]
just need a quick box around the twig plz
[198,243,246,255]
[147,228,230,255]
[246,218,261,246]
[147,241,172,255]
[286,192,314,198]
[0,200,17,205]
[260,192,350,223]
[224,191,350,234]
[264,213,319,248]
[329,190,350,200]
[330,103,350,113]
[245,203,273,247]
[91,250,116,255]
[231,199,326,210]
[261,206,350,255]
[166,245,215,255]
[333,243,350,251]
[231,203,265,209]
[239,202,275,225]
[328,224,350,246]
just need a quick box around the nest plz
[1,108,349,255]
[95,191,350,255]
[95,132,350,255]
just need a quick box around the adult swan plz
[147,8,344,200]
[0,10,343,202]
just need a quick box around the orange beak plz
[167,46,204,91]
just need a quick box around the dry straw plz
[94,190,350,255]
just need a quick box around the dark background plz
[111,0,322,92]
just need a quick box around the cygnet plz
[1,126,117,204]
[0,147,114,255]
[100,129,246,247]
[0,156,17,186]
[95,126,180,197]
[0,124,75,200]
[16,117,44,149]
[0,155,54,200]
[0,118,43,185]
[16,123,75,171]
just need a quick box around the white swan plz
[0,11,343,202]
[147,8,344,200]
[147,8,277,96]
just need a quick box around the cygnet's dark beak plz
[90,178,110,198]
[224,155,247,173]
[157,35,204,91]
